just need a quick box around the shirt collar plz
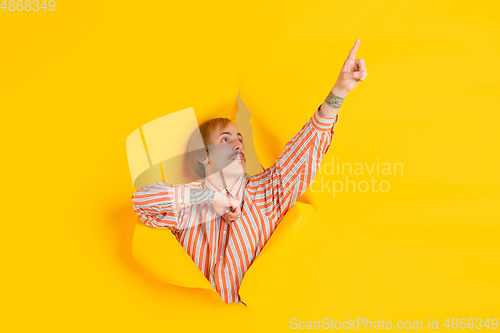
[203,174,248,199]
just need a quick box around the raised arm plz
[247,38,367,225]
[247,105,340,225]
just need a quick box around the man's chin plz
[217,162,245,175]
[231,164,246,175]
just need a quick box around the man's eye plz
[222,138,228,142]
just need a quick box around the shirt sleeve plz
[131,182,192,232]
[247,105,339,225]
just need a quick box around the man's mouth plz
[232,154,244,161]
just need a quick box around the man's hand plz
[320,39,367,118]
[212,191,242,224]
[331,39,367,98]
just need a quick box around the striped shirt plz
[132,105,339,304]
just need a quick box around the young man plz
[132,39,367,305]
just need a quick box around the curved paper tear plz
[239,201,313,303]
[131,202,312,294]
[132,219,214,290]
[125,107,203,189]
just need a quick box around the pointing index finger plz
[347,39,360,60]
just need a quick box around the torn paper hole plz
[126,89,313,304]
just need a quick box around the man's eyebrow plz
[218,132,243,138]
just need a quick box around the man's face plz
[206,123,246,177]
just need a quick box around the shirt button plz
[219,278,222,282]
[179,199,183,202]
[223,230,226,234]
[220,255,223,259]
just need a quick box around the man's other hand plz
[212,191,242,224]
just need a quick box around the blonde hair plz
[187,118,232,179]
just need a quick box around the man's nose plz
[234,141,243,152]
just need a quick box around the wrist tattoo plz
[190,189,215,204]
[325,91,345,109]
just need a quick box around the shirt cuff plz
[171,185,191,210]
[311,104,339,132]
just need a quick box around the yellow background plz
[1,0,499,331]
